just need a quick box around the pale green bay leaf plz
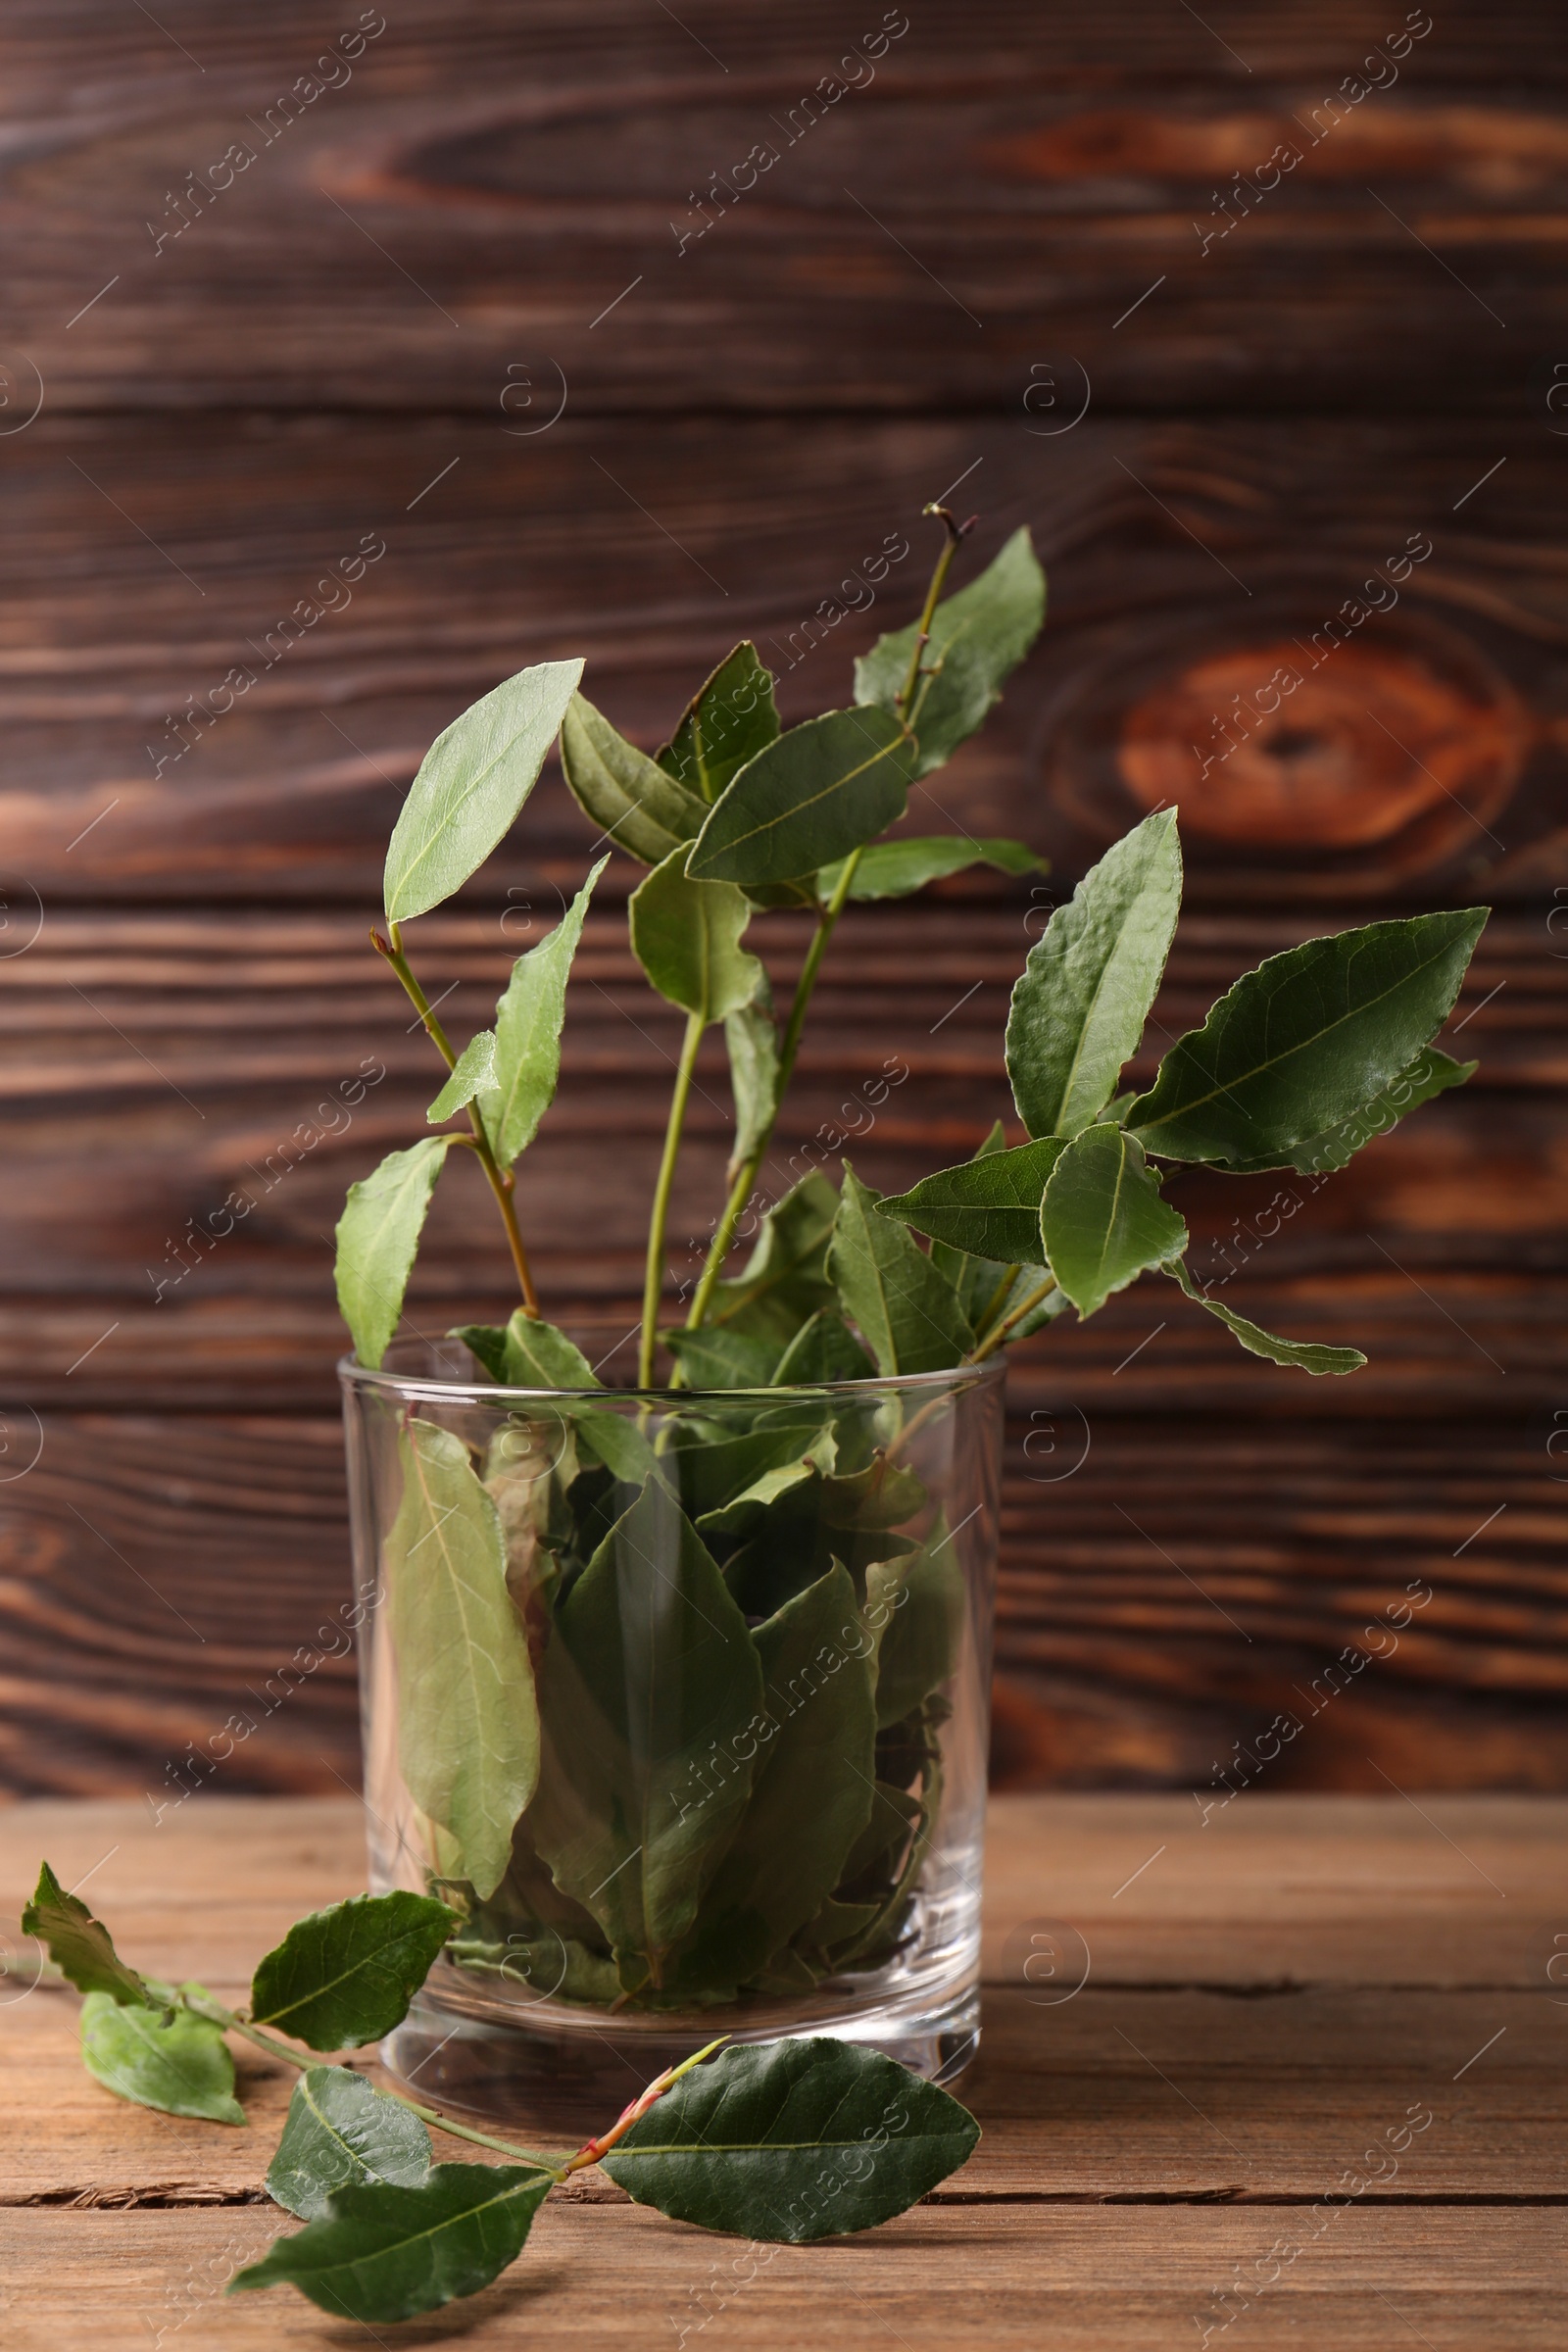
[1041,1124,1188,1319]
[666,1566,876,1993]
[529,1478,765,1970]
[1128,908,1490,1166]
[710,1170,840,1345]
[817,835,1047,903]
[829,1165,973,1375]
[384,660,583,922]
[1164,1256,1366,1374]
[629,846,763,1021]
[334,1137,453,1370]
[879,1137,1065,1268]
[724,980,780,1183]
[687,708,915,888]
[657,641,780,803]
[771,1308,876,1386]
[232,2163,551,2323]
[386,1420,538,1899]
[1005,808,1182,1140]
[663,1324,783,1390]
[854,527,1046,778]
[23,1862,146,2004]
[1223,1046,1478,1175]
[602,2036,980,2240]
[561,692,708,865]
[479,857,607,1164]
[80,1990,244,2125]
[267,2068,431,2221]
[249,1891,459,2052]
[425,1030,496,1124]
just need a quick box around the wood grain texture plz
[0,0,1562,1794]
[1,1796,1563,2348]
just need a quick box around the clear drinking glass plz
[341,1334,1004,2124]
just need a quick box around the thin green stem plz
[683,854,861,1337]
[374,923,541,1317]
[966,1271,1057,1364]
[176,1989,563,2176]
[971,1264,1021,1342]
[895,503,968,721]
[641,1010,708,1386]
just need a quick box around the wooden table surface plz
[3,1792,1564,2348]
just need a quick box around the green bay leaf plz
[709,1170,840,1345]
[1128,908,1489,1165]
[425,1029,496,1125]
[561,692,708,865]
[629,847,763,1021]
[879,1137,1065,1268]
[23,1861,146,2005]
[479,857,607,1164]
[81,1990,244,2125]
[829,1164,973,1375]
[657,641,780,803]
[334,1137,453,1370]
[249,1891,459,2053]
[1221,1045,1478,1175]
[384,660,582,923]
[602,2036,980,2240]
[855,527,1046,777]
[385,1420,538,1899]
[1165,1256,1366,1374]
[686,708,915,888]
[1005,808,1182,1140]
[817,835,1047,903]
[1041,1124,1187,1319]
[232,2163,551,2322]
[267,2068,431,2221]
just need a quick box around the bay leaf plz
[657,641,780,803]
[560,691,708,864]
[1164,1256,1366,1374]
[1041,1125,1188,1319]
[249,1890,459,2052]
[80,1989,244,2125]
[879,1136,1065,1268]
[816,834,1046,902]
[267,2068,431,2221]
[828,1165,973,1374]
[23,1861,147,2005]
[231,2163,551,2322]
[686,708,915,888]
[479,857,607,1164]
[854,527,1045,776]
[334,1136,452,1370]
[629,846,764,1021]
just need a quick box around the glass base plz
[381,1977,981,2135]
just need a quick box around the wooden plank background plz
[0,1,1563,1798]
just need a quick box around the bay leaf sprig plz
[23,1865,980,2324]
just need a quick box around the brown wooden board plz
[0,2,1562,1795]
[1,1796,1563,2348]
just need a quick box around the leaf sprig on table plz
[23,1865,980,2325]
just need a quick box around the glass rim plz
[337,1348,1006,1407]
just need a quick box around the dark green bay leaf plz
[772,1308,877,1386]
[23,1861,146,2004]
[723,981,780,1183]
[629,847,764,1022]
[334,1136,452,1369]
[1164,1256,1366,1374]
[879,1137,1065,1268]
[250,1891,459,2052]
[602,2036,980,2239]
[560,691,709,864]
[529,1478,765,1972]
[854,526,1046,777]
[1223,1045,1478,1175]
[80,1989,244,2125]
[267,2068,432,2221]
[667,1565,876,1993]
[926,1120,1013,1327]
[816,834,1047,902]
[1042,1124,1188,1319]
[384,659,583,922]
[232,2163,551,2322]
[473,1312,656,1486]
[673,1411,833,1524]
[663,1324,783,1390]
[1127,908,1489,1166]
[657,641,780,803]
[829,1165,974,1375]
[1005,808,1182,1140]
[385,1420,538,1900]
[687,708,915,888]
[709,1170,840,1344]
[722,1478,917,1620]
[480,857,607,1164]
[867,1524,966,1728]
[425,1028,496,1125]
